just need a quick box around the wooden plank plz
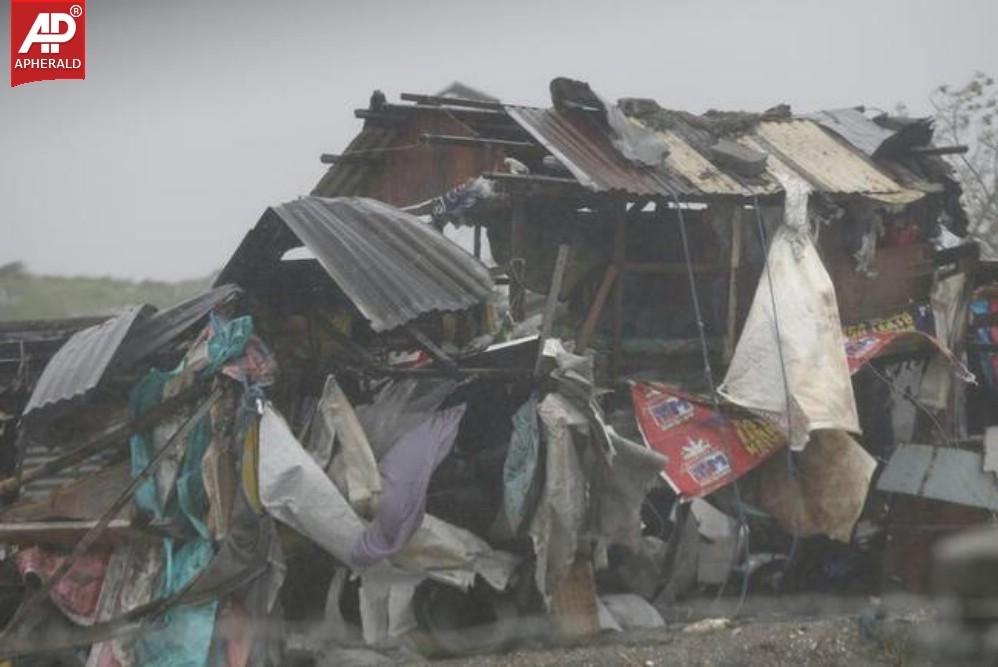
[725,207,743,362]
[611,204,628,377]
[510,195,528,322]
[535,244,572,376]
[4,391,222,633]
[623,262,727,274]
[0,383,208,496]
[576,265,618,351]
[400,92,504,111]
[549,559,601,639]
[0,519,156,548]
[420,134,536,150]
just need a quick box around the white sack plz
[719,225,859,449]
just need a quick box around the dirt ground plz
[425,595,937,667]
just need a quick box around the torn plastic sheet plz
[258,403,516,590]
[258,404,366,564]
[690,499,743,586]
[719,225,860,450]
[755,430,875,542]
[17,546,112,626]
[591,432,666,552]
[355,378,458,460]
[358,516,520,647]
[631,383,784,498]
[320,375,381,517]
[530,393,589,601]
[85,542,163,667]
[392,514,519,591]
[134,539,218,667]
[358,570,421,647]
[502,394,541,533]
[352,404,467,567]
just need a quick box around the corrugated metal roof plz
[656,129,778,196]
[506,106,701,198]
[20,286,238,418]
[507,106,911,201]
[743,120,920,199]
[23,305,150,417]
[115,284,241,368]
[220,197,494,332]
[805,108,896,157]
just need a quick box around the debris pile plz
[1,78,996,662]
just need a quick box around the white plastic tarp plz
[258,405,365,564]
[719,224,860,450]
[756,430,875,542]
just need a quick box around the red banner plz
[631,382,784,498]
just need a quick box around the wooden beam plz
[400,92,504,111]
[611,202,628,377]
[5,391,222,634]
[366,366,533,379]
[510,196,528,322]
[911,145,969,156]
[576,265,618,351]
[1,384,208,496]
[535,244,572,376]
[484,171,580,187]
[623,262,727,274]
[420,134,537,150]
[724,207,743,362]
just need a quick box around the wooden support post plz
[535,244,572,376]
[510,195,528,322]
[724,207,743,363]
[610,202,628,378]
[474,223,482,259]
[576,265,618,351]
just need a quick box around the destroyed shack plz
[0,77,996,663]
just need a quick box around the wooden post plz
[473,223,482,259]
[576,265,618,351]
[510,194,528,322]
[724,206,743,363]
[535,244,571,376]
[610,201,628,378]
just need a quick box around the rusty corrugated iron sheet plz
[218,197,494,332]
[655,129,778,197]
[506,105,698,198]
[744,119,918,198]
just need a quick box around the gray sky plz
[2,0,996,281]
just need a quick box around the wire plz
[669,194,753,615]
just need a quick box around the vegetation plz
[930,71,998,256]
[0,261,213,321]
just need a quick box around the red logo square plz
[10,0,86,87]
